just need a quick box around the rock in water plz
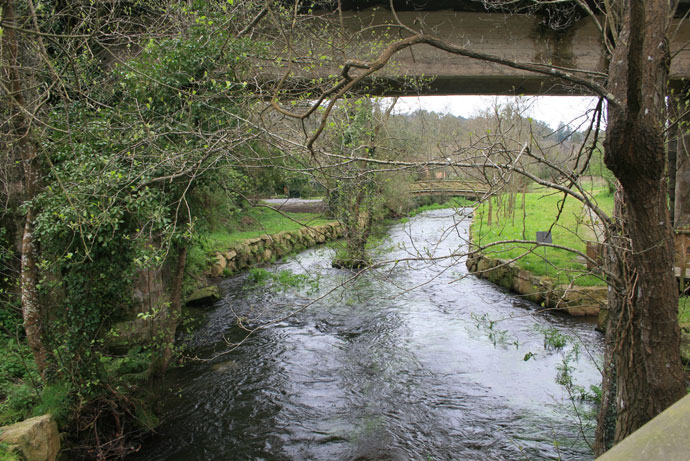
[186,285,222,307]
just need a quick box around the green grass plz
[206,207,333,247]
[184,206,334,292]
[471,188,614,286]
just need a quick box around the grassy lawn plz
[471,184,690,328]
[471,187,614,286]
[184,206,334,290]
[206,206,333,247]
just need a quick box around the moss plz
[0,442,20,461]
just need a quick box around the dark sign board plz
[536,231,552,244]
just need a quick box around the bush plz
[31,383,73,427]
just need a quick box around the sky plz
[394,95,601,130]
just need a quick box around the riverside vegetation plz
[0,200,342,459]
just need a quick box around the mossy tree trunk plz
[150,245,187,377]
[595,1,686,453]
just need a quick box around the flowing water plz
[134,209,602,460]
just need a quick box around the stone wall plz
[208,222,344,278]
[466,253,607,317]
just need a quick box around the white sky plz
[395,95,601,130]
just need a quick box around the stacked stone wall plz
[466,253,607,317]
[208,222,343,277]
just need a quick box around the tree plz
[325,97,400,268]
[0,0,272,455]
[1,0,50,379]
[594,1,686,450]
[264,0,687,452]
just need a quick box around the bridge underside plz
[272,9,690,97]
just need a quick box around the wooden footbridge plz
[409,180,490,199]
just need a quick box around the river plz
[133,208,603,460]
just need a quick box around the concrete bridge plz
[272,2,690,96]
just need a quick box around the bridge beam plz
[273,10,690,96]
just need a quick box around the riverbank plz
[203,221,344,280]
[465,252,606,317]
[465,192,690,364]
[466,190,609,318]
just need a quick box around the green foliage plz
[25,0,264,384]
[247,268,272,285]
[0,383,38,426]
[0,442,20,461]
[0,337,40,426]
[100,348,152,383]
[331,245,372,270]
[323,98,392,268]
[536,324,570,350]
[470,313,518,348]
[555,343,600,403]
[134,402,160,431]
[31,383,72,427]
[273,269,311,288]
[0,228,18,319]
[246,268,318,293]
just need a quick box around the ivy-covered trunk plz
[595,1,686,452]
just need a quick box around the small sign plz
[536,231,552,244]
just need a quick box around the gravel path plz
[260,198,326,213]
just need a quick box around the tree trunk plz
[595,1,686,453]
[20,210,49,377]
[2,0,50,378]
[150,245,187,377]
